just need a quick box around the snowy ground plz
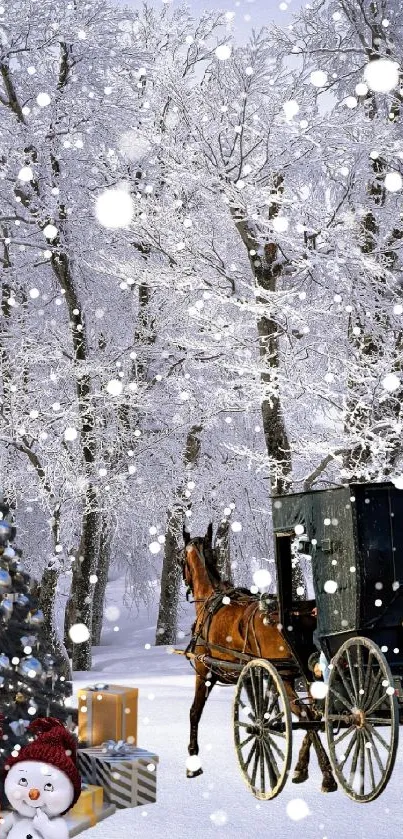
[74,575,403,839]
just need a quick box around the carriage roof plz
[272,482,403,644]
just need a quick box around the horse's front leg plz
[292,731,311,784]
[187,671,217,778]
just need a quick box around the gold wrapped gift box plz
[78,684,138,747]
[70,784,105,826]
[66,802,116,837]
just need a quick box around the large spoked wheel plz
[233,658,292,800]
[325,636,399,802]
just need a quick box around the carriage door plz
[275,530,315,621]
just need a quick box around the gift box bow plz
[101,739,131,757]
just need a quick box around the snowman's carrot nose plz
[28,788,40,800]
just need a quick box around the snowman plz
[0,718,81,839]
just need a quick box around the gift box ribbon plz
[102,739,131,757]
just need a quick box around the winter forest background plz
[1,0,403,672]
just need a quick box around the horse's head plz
[180,523,221,598]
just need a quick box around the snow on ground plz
[74,574,403,839]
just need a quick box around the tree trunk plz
[155,424,202,645]
[91,516,113,647]
[40,567,71,680]
[154,508,183,646]
[231,196,292,496]
[214,518,233,583]
[71,488,101,671]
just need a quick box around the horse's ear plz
[205,522,213,546]
[183,526,191,546]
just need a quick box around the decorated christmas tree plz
[0,501,72,777]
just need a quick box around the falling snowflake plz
[324,580,338,594]
[310,681,328,700]
[29,288,40,299]
[382,373,400,392]
[106,379,123,396]
[68,623,90,644]
[95,188,134,229]
[18,166,34,182]
[385,172,402,193]
[119,130,152,162]
[64,427,78,442]
[355,82,368,96]
[286,798,310,821]
[392,476,403,490]
[272,217,289,232]
[210,810,228,826]
[149,542,161,554]
[186,755,202,773]
[231,521,242,532]
[310,70,328,88]
[364,59,399,93]
[43,224,58,240]
[215,44,232,61]
[36,93,51,107]
[105,606,120,621]
[283,100,300,120]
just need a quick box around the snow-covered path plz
[74,578,403,839]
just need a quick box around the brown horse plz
[179,524,337,794]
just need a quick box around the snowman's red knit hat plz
[5,717,81,812]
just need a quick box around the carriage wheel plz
[325,637,399,802]
[233,659,292,800]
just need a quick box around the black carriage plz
[179,481,403,803]
[268,480,403,802]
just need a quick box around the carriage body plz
[272,481,403,682]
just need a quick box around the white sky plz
[116,0,304,41]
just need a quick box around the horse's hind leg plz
[292,732,311,784]
[187,672,217,778]
[310,730,337,793]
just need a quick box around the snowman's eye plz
[18,778,28,787]
[44,783,54,792]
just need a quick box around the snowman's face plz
[5,761,74,817]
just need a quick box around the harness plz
[181,542,279,672]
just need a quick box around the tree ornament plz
[0,568,11,587]
[18,658,43,679]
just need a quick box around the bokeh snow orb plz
[210,810,228,826]
[186,755,202,773]
[95,188,134,229]
[385,172,402,193]
[119,130,152,163]
[364,59,399,93]
[149,541,161,554]
[391,476,403,490]
[294,524,305,536]
[382,373,400,392]
[36,92,51,107]
[272,217,289,233]
[215,44,232,61]
[283,99,300,120]
[310,70,328,87]
[105,605,120,621]
[64,427,78,442]
[310,681,328,700]
[18,166,34,182]
[324,580,338,594]
[253,569,272,589]
[286,798,310,821]
[106,379,123,396]
[231,521,242,533]
[43,224,58,240]
[69,623,90,644]
[355,82,368,96]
